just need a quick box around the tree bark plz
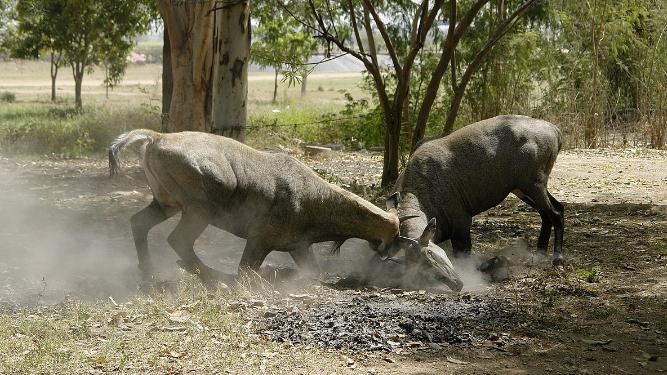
[71,62,84,110]
[211,0,250,141]
[272,68,278,103]
[381,117,400,186]
[301,72,307,96]
[50,52,59,102]
[161,28,173,132]
[411,0,482,152]
[158,0,214,133]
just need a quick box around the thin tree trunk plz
[50,52,58,102]
[105,64,109,99]
[272,68,278,103]
[211,0,250,141]
[159,1,214,132]
[381,117,400,187]
[586,0,600,148]
[411,0,460,152]
[301,73,307,96]
[74,75,82,109]
[162,28,173,132]
[71,62,84,110]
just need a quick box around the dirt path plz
[0,148,666,374]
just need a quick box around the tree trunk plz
[381,116,400,187]
[50,52,58,102]
[411,0,459,152]
[161,28,173,132]
[159,1,214,133]
[71,62,84,110]
[105,64,110,99]
[272,68,278,103]
[211,0,250,141]
[301,73,307,96]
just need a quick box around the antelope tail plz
[108,129,160,177]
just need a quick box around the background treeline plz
[0,0,665,163]
[313,0,667,151]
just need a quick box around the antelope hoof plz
[138,263,157,282]
[552,256,566,269]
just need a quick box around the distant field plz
[0,60,369,156]
[0,60,366,111]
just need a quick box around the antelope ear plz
[386,192,401,211]
[419,218,437,246]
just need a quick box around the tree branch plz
[347,0,366,55]
[362,7,379,68]
[442,0,537,135]
[411,0,461,151]
[361,0,402,76]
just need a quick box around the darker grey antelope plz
[388,115,565,269]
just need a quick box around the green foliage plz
[252,3,316,100]
[0,0,17,55]
[10,0,154,108]
[576,266,602,283]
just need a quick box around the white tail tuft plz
[108,129,158,177]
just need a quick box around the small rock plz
[304,145,332,158]
[581,338,612,346]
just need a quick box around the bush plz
[0,105,160,157]
[1,91,16,103]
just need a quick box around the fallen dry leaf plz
[446,356,469,365]
[169,309,191,323]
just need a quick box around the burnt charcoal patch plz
[258,294,517,351]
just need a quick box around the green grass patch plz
[575,265,602,283]
[0,102,160,157]
[653,239,667,256]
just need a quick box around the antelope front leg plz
[167,208,223,285]
[130,199,177,281]
[237,238,271,279]
[289,246,320,278]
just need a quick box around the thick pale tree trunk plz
[158,0,214,132]
[211,0,250,141]
[161,29,173,132]
[301,73,307,96]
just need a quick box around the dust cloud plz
[0,160,540,308]
[0,163,251,307]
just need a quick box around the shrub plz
[0,105,160,157]
[1,91,16,103]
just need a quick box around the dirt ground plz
[0,148,666,374]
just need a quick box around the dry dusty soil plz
[0,148,666,374]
